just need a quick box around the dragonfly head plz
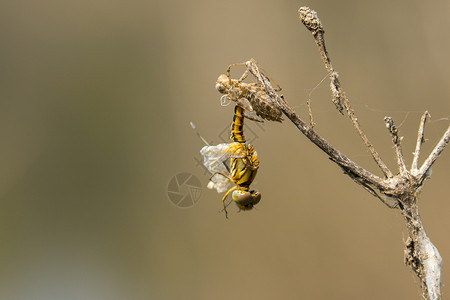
[215,74,229,94]
[232,189,261,210]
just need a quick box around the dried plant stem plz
[402,200,443,300]
[307,99,315,129]
[384,117,408,175]
[276,98,387,192]
[281,7,449,299]
[411,112,430,173]
[418,126,450,181]
[298,7,393,179]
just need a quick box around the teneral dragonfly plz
[201,105,261,218]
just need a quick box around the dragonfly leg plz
[222,186,238,219]
[209,171,233,182]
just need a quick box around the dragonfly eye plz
[232,190,261,209]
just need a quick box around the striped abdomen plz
[230,105,246,143]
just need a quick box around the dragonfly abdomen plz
[230,105,246,143]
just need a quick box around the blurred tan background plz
[0,0,449,299]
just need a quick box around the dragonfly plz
[200,105,261,218]
[215,58,284,122]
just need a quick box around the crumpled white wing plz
[200,144,234,193]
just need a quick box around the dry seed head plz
[298,7,323,34]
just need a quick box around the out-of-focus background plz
[0,0,449,299]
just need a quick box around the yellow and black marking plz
[230,105,246,143]
[229,143,258,190]
[204,103,262,218]
[215,105,261,217]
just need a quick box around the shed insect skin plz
[215,59,284,122]
[203,58,284,217]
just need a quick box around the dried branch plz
[411,111,430,173]
[384,117,408,175]
[418,126,450,181]
[213,6,448,299]
[298,7,394,179]
[402,202,443,300]
[289,7,448,299]
[307,99,315,129]
[248,59,388,192]
[276,97,387,191]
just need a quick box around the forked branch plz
[213,6,448,299]
[298,7,394,179]
[275,6,448,300]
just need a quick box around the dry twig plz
[212,6,448,299]
[280,7,449,299]
[274,7,448,299]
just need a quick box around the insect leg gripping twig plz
[269,6,449,300]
